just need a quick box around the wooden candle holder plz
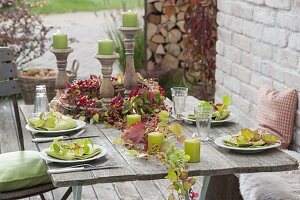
[117,26,142,95]
[50,47,73,90]
[95,53,120,103]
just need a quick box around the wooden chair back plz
[0,47,24,150]
[0,47,72,200]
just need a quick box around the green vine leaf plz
[126,149,140,156]
[183,180,191,190]
[114,138,123,145]
[168,123,182,136]
[168,160,176,168]
[165,168,177,182]
[183,154,190,163]
[158,121,167,127]
[158,110,170,121]
[92,113,99,123]
[168,193,175,200]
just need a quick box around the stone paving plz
[28,9,144,79]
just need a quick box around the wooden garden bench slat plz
[0,47,57,200]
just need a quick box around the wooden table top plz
[20,96,299,187]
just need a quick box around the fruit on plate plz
[28,111,77,131]
[223,128,280,148]
[46,138,101,160]
[212,96,231,121]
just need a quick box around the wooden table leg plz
[72,186,82,200]
[205,174,243,200]
[200,176,211,200]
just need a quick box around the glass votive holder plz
[33,85,50,117]
[171,87,188,118]
[194,106,213,141]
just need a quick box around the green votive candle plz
[126,114,141,127]
[148,132,164,153]
[122,10,138,27]
[184,138,201,163]
[98,39,114,55]
[52,31,68,49]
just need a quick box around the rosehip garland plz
[58,75,105,121]
[106,79,166,129]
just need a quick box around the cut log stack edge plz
[146,0,190,76]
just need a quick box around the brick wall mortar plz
[216,0,300,152]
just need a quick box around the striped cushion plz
[257,85,298,148]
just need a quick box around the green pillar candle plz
[184,138,201,163]
[52,31,68,49]
[122,10,138,27]
[126,114,141,127]
[148,132,164,153]
[98,39,114,55]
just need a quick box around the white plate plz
[25,120,86,136]
[181,112,236,124]
[214,135,281,153]
[39,144,107,164]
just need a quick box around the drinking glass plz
[171,87,188,118]
[194,106,213,141]
[33,85,50,117]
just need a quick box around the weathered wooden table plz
[20,96,299,200]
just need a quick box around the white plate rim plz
[181,111,236,123]
[214,135,281,151]
[25,120,86,133]
[39,144,107,164]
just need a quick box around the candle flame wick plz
[192,132,196,139]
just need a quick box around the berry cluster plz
[58,75,103,120]
[60,75,101,105]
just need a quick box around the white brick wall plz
[216,0,300,152]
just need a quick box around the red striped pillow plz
[257,85,298,148]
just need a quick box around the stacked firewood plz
[146,0,190,76]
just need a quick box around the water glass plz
[171,87,188,118]
[33,85,50,117]
[194,106,213,141]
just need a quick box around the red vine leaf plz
[149,91,154,102]
[122,122,146,144]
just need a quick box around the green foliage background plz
[28,0,142,14]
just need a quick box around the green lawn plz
[30,0,143,14]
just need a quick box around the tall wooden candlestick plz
[118,26,142,95]
[50,47,73,90]
[95,53,119,104]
